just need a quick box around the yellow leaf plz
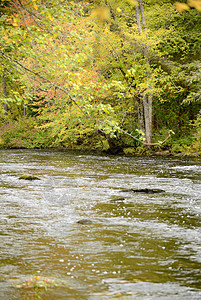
[32,0,38,10]
[188,0,201,11]
[126,0,137,6]
[0,137,4,146]
[116,7,122,13]
[47,12,54,21]
[175,2,189,12]
[91,7,110,23]
[175,2,190,13]
[3,36,12,43]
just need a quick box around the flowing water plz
[0,149,201,300]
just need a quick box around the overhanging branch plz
[0,50,173,146]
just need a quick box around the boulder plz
[19,174,40,180]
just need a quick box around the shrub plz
[0,118,53,149]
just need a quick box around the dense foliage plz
[0,0,201,155]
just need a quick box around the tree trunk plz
[135,95,145,133]
[135,0,152,146]
[2,67,8,115]
[135,4,142,34]
[143,93,152,145]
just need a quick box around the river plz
[0,149,201,299]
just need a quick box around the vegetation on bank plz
[0,1,201,156]
[0,116,200,156]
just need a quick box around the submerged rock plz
[110,197,125,203]
[120,188,165,194]
[19,174,40,180]
[15,275,71,289]
[77,219,93,225]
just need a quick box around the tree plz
[0,1,120,148]
[0,0,200,153]
[135,0,153,145]
[87,0,155,146]
[0,0,27,122]
[0,1,10,117]
[88,0,201,148]
[2,68,8,114]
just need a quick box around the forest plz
[0,0,201,155]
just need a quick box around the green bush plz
[190,117,201,155]
[0,118,53,149]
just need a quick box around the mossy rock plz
[15,275,70,289]
[19,174,40,180]
[123,147,135,155]
[77,219,93,225]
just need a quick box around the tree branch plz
[0,50,172,146]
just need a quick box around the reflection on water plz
[0,150,201,299]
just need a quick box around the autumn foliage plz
[0,0,201,154]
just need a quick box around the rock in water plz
[120,188,165,194]
[19,174,40,180]
[110,197,125,203]
[77,219,93,225]
[133,188,165,194]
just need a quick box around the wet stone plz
[110,198,126,203]
[120,188,165,194]
[77,219,93,225]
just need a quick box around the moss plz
[123,147,135,155]
[19,174,40,180]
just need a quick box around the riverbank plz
[0,118,200,157]
[0,142,200,158]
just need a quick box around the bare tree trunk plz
[143,93,152,145]
[135,95,145,133]
[139,0,146,29]
[2,67,8,115]
[135,4,142,34]
[135,0,152,146]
